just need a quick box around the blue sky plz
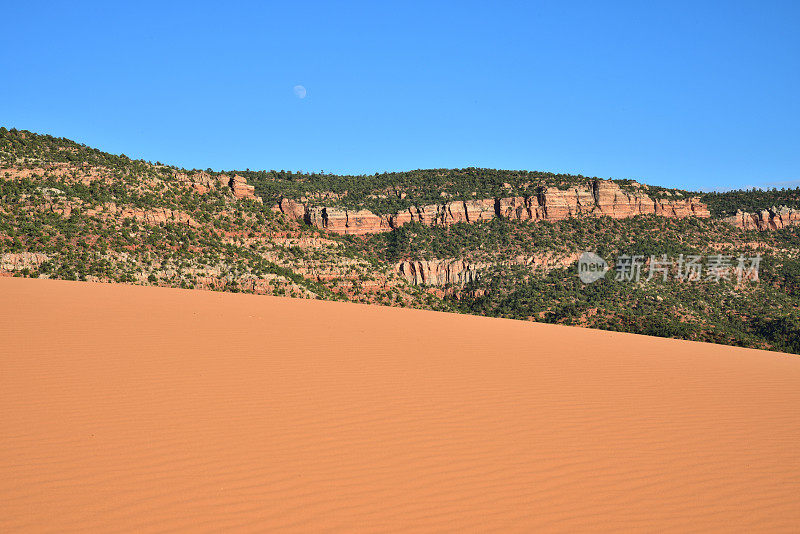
[1,1,798,191]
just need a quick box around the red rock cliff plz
[723,207,800,231]
[283,179,710,235]
[305,207,392,235]
[227,175,262,202]
[176,171,262,203]
[395,259,486,287]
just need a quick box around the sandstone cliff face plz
[227,175,262,202]
[464,199,497,223]
[305,206,392,235]
[175,171,262,202]
[80,203,200,227]
[394,252,583,287]
[284,179,710,235]
[498,181,710,221]
[175,171,218,194]
[0,252,50,272]
[276,198,307,220]
[723,207,800,231]
[35,199,201,228]
[395,259,486,287]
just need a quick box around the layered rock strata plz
[723,207,800,231]
[277,180,710,235]
[228,174,261,202]
[395,259,486,287]
[176,171,262,202]
[304,207,392,235]
[395,252,584,287]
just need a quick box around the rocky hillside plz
[2,127,800,354]
[0,128,444,309]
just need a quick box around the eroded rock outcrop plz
[70,202,201,227]
[395,259,486,287]
[305,207,392,235]
[394,252,585,287]
[175,171,218,194]
[0,252,50,272]
[723,207,800,231]
[464,199,497,223]
[276,198,307,219]
[175,171,261,202]
[285,179,710,235]
[228,174,261,202]
[495,182,710,221]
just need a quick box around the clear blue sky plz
[2,1,798,191]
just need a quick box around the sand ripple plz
[1,278,799,532]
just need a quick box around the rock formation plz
[227,175,261,202]
[276,198,307,220]
[305,207,392,235]
[175,171,218,194]
[723,206,800,231]
[395,259,486,287]
[0,252,50,272]
[464,199,498,223]
[394,252,584,287]
[78,203,201,227]
[282,179,711,235]
[175,171,261,202]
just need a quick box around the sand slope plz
[1,277,799,532]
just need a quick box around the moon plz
[293,85,307,99]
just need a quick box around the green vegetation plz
[447,261,800,352]
[343,216,800,352]
[2,127,799,354]
[702,187,800,217]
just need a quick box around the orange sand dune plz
[1,277,800,532]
